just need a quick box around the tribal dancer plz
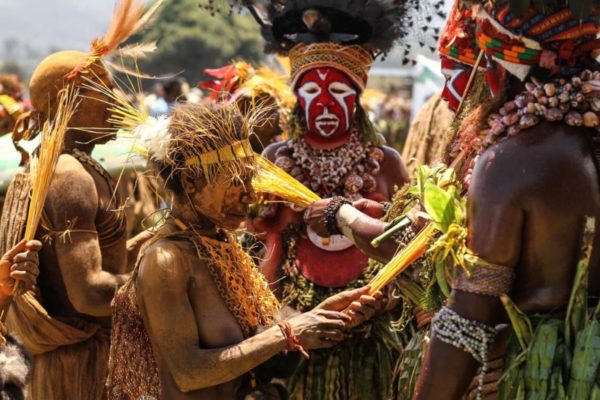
[415,2,600,398]
[200,61,295,152]
[304,4,495,398]
[107,102,377,400]
[307,1,600,399]
[0,1,160,398]
[236,1,445,398]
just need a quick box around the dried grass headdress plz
[156,102,259,184]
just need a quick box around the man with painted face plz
[306,1,600,399]
[0,1,158,398]
[235,0,445,397]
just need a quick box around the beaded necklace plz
[273,130,384,200]
[458,69,600,188]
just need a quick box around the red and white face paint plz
[441,57,472,113]
[296,68,357,140]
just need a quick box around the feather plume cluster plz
[132,116,171,162]
[68,0,163,79]
[0,335,31,400]
[231,0,447,58]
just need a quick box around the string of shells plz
[485,69,600,142]
[461,69,600,189]
[274,130,384,200]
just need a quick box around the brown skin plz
[38,71,149,324]
[304,197,398,264]
[0,239,42,308]
[414,122,600,399]
[309,123,600,398]
[257,139,408,291]
[137,168,378,399]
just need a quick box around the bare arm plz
[126,229,156,267]
[138,242,350,393]
[304,200,398,263]
[46,156,129,317]
[304,146,409,263]
[414,149,523,400]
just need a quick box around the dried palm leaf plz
[253,156,321,208]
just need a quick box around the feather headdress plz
[490,0,600,20]
[200,61,295,127]
[473,0,600,79]
[237,0,446,56]
[67,0,163,79]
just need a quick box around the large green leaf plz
[568,320,600,399]
[423,181,455,233]
[524,320,560,400]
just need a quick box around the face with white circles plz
[296,68,357,140]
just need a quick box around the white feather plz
[132,116,171,161]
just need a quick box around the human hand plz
[345,291,386,329]
[352,198,386,219]
[317,286,388,329]
[0,239,42,297]
[303,199,333,238]
[316,286,371,311]
[286,309,351,350]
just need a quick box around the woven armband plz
[452,263,514,297]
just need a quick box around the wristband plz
[324,197,351,236]
[278,320,309,359]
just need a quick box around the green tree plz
[133,0,263,85]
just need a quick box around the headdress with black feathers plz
[202,0,446,59]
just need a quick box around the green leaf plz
[434,258,451,298]
[423,181,455,232]
[417,165,429,201]
[568,320,600,398]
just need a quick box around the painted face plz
[296,68,357,140]
[441,57,472,113]
[191,167,257,230]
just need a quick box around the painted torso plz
[261,133,406,310]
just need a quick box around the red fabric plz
[295,237,369,288]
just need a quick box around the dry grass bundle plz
[368,223,436,295]
[254,156,321,208]
[24,86,79,241]
[80,75,149,133]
